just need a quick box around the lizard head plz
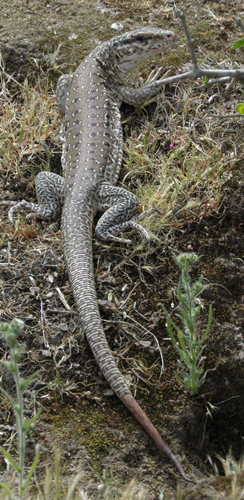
[106,26,176,78]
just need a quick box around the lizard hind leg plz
[8,171,64,225]
[95,182,153,244]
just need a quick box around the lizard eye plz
[135,36,145,43]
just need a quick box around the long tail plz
[122,394,190,481]
[62,199,190,482]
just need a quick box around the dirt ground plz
[1,1,244,498]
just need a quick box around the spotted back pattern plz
[61,26,176,398]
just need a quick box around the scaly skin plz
[8,27,191,481]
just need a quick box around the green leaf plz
[0,446,21,472]
[236,103,244,115]
[199,304,212,345]
[180,308,195,334]
[23,409,41,431]
[177,330,191,362]
[232,39,244,49]
[0,481,12,495]
[23,445,40,491]
[19,370,40,390]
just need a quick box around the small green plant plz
[232,37,244,115]
[236,102,244,115]
[231,39,244,50]
[162,253,212,395]
[0,319,41,498]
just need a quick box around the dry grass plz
[0,450,149,499]
[0,66,60,191]
[122,70,242,235]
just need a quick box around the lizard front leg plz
[117,70,172,107]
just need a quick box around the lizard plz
[8,26,190,481]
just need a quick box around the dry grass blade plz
[0,65,60,189]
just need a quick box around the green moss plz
[50,400,123,458]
